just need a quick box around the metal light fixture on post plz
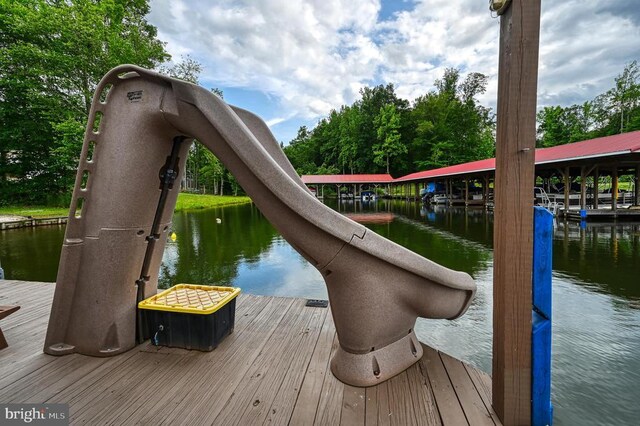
[489,0,512,16]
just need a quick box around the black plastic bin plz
[138,284,240,351]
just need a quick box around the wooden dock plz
[0,280,500,425]
[563,207,640,221]
[0,216,67,230]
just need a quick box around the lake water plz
[1,200,639,425]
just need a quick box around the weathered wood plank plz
[440,352,494,426]
[376,380,391,426]
[464,363,501,425]
[263,307,331,425]
[420,345,468,425]
[405,361,441,426]
[49,296,267,419]
[84,294,268,424]
[340,384,366,426]
[387,371,417,426]
[71,352,186,424]
[214,300,324,425]
[314,334,344,426]
[139,296,295,425]
[285,309,336,426]
[365,385,378,426]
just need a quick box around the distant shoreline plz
[0,194,252,229]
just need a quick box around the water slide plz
[44,65,476,386]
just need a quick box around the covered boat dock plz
[393,131,640,219]
[301,174,393,200]
[301,131,640,220]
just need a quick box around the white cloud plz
[265,116,289,127]
[148,0,640,139]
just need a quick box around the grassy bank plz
[0,193,252,219]
[174,193,252,211]
[0,206,69,218]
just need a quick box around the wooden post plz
[593,168,599,209]
[449,179,454,205]
[464,178,469,206]
[612,166,618,211]
[635,166,639,205]
[563,167,570,215]
[580,167,587,210]
[492,0,541,424]
[483,175,490,206]
[445,178,450,202]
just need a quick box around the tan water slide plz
[44,65,476,386]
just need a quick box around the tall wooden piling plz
[612,166,618,211]
[635,166,640,205]
[492,0,541,424]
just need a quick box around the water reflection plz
[159,204,327,299]
[0,225,64,281]
[554,221,640,302]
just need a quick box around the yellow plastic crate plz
[138,284,241,351]
[138,284,241,314]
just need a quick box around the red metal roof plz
[301,174,393,184]
[394,130,640,183]
[300,131,640,185]
[535,130,640,163]
[394,158,496,182]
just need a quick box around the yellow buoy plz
[170,232,177,241]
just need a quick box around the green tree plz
[536,106,571,147]
[338,106,359,174]
[537,61,640,145]
[410,68,494,169]
[283,126,320,175]
[605,60,640,134]
[160,54,202,84]
[0,0,169,204]
[355,84,409,173]
[162,56,229,194]
[373,104,406,174]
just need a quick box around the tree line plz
[285,61,640,179]
[284,68,494,177]
[536,61,640,147]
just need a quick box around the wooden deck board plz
[387,371,418,425]
[406,361,442,426]
[146,297,296,425]
[421,345,469,425]
[288,312,336,426]
[108,294,269,425]
[365,386,379,426]
[340,384,366,425]
[0,280,500,425]
[440,351,495,426]
[264,308,330,425]
[214,302,325,425]
[313,333,344,426]
[376,380,392,426]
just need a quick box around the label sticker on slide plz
[127,90,143,103]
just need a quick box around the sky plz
[147,0,640,144]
